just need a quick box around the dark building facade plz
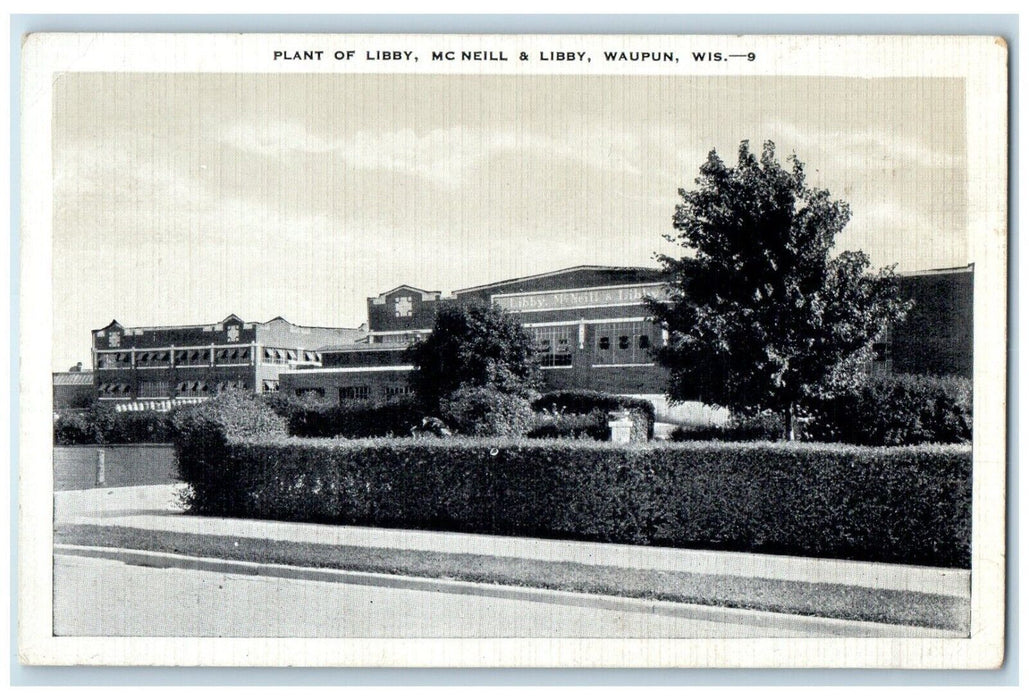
[279,264,974,404]
[453,266,670,394]
[89,314,364,409]
[888,266,974,377]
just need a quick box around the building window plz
[530,325,575,367]
[138,380,170,399]
[176,380,209,398]
[594,321,661,365]
[97,382,131,397]
[214,347,250,364]
[175,349,211,366]
[262,380,280,393]
[340,386,371,401]
[870,327,893,375]
[136,349,171,368]
[262,347,305,365]
[295,387,325,399]
[96,352,132,369]
[384,385,414,398]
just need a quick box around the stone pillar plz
[95,449,106,487]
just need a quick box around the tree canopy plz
[405,299,543,412]
[648,140,911,436]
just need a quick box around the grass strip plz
[55,523,968,632]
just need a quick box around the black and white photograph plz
[18,33,1007,667]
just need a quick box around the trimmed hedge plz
[532,390,656,441]
[802,374,972,446]
[168,390,287,513]
[269,395,423,438]
[54,405,172,445]
[186,437,972,567]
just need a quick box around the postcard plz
[19,33,1007,667]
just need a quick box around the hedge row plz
[803,374,972,446]
[54,406,172,445]
[269,395,423,439]
[169,390,288,513]
[269,389,655,442]
[184,437,972,568]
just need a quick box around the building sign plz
[494,283,668,313]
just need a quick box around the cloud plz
[764,122,961,171]
[218,120,644,189]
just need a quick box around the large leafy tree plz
[648,140,911,438]
[405,299,543,412]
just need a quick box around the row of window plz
[341,386,373,400]
[96,346,322,369]
[332,385,413,402]
[99,380,248,398]
[97,348,251,369]
[97,382,132,396]
[370,333,424,345]
[263,348,321,365]
[174,380,248,397]
[528,321,659,367]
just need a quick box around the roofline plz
[369,285,443,299]
[93,318,363,334]
[896,263,974,278]
[260,317,365,332]
[452,265,663,295]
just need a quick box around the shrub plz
[54,410,104,445]
[188,438,972,568]
[272,395,424,438]
[105,410,173,443]
[439,386,536,437]
[527,408,608,440]
[168,389,287,514]
[802,374,972,446]
[53,403,172,445]
[532,390,655,441]
[670,411,784,442]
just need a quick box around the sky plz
[51,73,967,370]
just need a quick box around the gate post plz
[95,448,106,487]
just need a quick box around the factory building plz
[89,314,364,409]
[277,263,974,403]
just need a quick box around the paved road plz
[54,554,812,638]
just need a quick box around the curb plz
[55,544,964,639]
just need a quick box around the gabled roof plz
[93,319,124,333]
[369,285,442,304]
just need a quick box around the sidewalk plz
[54,484,971,634]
